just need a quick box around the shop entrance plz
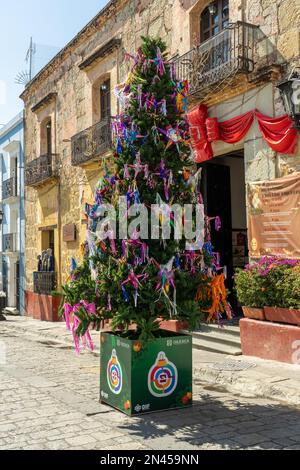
[200,150,248,314]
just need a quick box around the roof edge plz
[20,0,121,101]
[0,111,24,139]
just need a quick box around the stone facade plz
[21,0,300,296]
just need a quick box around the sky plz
[0,0,107,126]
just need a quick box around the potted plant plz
[236,257,300,325]
[262,262,300,326]
[234,266,266,320]
[60,37,231,416]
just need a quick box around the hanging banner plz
[248,173,300,258]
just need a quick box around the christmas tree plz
[61,37,231,351]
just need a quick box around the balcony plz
[2,176,18,201]
[3,233,18,253]
[25,154,58,187]
[33,272,57,295]
[173,22,259,98]
[71,118,112,166]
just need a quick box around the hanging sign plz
[248,173,300,258]
[63,224,76,242]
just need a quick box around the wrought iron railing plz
[173,22,258,95]
[33,272,57,295]
[3,233,18,252]
[71,118,112,166]
[25,154,58,187]
[2,176,18,200]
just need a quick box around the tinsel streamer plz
[141,243,148,263]
[134,190,141,204]
[156,48,165,76]
[72,315,81,356]
[159,160,167,179]
[107,294,112,312]
[86,230,98,280]
[126,188,133,208]
[95,190,102,206]
[116,137,123,154]
[122,286,130,303]
[133,289,139,308]
[71,258,77,272]
[215,216,222,232]
[170,62,176,82]
[152,126,159,145]
[164,179,170,201]
[156,258,177,317]
[144,164,149,179]
[137,84,143,110]
[214,253,221,269]
[122,240,127,259]
[175,254,181,269]
[105,230,116,256]
[161,99,167,116]
[64,304,72,331]
[203,241,213,257]
[143,59,149,74]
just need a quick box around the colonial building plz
[20,0,300,320]
[0,111,25,313]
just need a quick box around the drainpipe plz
[55,104,62,290]
[240,0,246,23]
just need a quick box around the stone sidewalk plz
[1,323,300,450]
[2,315,300,408]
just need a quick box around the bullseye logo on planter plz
[107,349,122,395]
[148,352,178,397]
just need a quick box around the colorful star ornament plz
[60,37,232,350]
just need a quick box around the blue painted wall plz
[0,111,25,314]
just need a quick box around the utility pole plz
[26,37,35,81]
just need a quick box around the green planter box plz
[100,331,193,416]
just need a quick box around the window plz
[100,79,111,119]
[12,157,18,195]
[40,117,52,155]
[46,120,52,154]
[200,0,229,42]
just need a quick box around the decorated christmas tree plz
[61,37,231,352]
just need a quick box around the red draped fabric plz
[187,105,298,163]
[255,110,298,154]
[186,105,213,163]
[218,111,254,144]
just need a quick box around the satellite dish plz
[15,70,30,86]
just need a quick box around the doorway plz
[41,229,55,271]
[200,150,248,314]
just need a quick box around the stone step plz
[196,322,241,338]
[192,336,242,356]
[2,307,20,316]
[192,330,241,349]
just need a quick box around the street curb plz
[2,318,300,409]
[193,366,300,408]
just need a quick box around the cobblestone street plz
[0,326,300,451]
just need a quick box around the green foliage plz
[265,265,300,309]
[235,264,300,309]
[234,268,267,308]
